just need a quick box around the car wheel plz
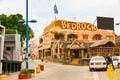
[118,63,120,68]
[89,68,93,71]
[103,68,107,71]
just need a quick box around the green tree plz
[0,14,34,46]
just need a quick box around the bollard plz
[107,64,110,78]
[45,59,48,63]
[115,69,118,80]
[0,75,8,80]
[107,64,113,80]
[31,53,35,61]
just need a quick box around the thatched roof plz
[67,43,84,49]
[90,39,116,47]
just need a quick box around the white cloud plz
[0,0,25,16]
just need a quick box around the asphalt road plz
[7,60,120,80]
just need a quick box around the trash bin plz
[40,65,44,71]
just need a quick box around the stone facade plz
[38,20,118,64]
[41,20,116,43]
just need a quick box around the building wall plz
[14,34,21,61]
[38,20,117,60]
[0,25,5,74]
[39,20,116,44]
[4,34,21,61]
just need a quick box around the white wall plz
[0,25,5,74]
[13,34,21,61]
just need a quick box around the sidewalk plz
[7,59,45,80]
[7,72,21,80]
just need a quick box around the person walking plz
[22,53,26,62]
[106,54,114,70]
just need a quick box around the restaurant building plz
[38,20,120,65]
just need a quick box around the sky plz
[0,0,120,40]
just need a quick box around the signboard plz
[54,20,98,31]
[97,17,114,31]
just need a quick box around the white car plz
[89,56,107,71]
[112,56,120,68]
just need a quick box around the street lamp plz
[116,23,120,25]
[18,0,37,69]
[18,19,37,24]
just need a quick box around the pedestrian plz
[22,53,26,62]
[41,57,44,62]
[106,54,114,70]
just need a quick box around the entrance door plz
[73,50,79,58]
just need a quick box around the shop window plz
[39,38,43,43]
[67,34,77,41]
[93,34,102,40]
[54,32,64,40]
[56,49,58,53]
[6,47,10,51]
[83,35,88,40]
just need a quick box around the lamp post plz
[116,23,120,25]
[18,0,37,69]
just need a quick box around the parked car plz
[112,56,120,68]
[89,56,107,71]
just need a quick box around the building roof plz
[67,44,84,49]
[89,39,116,47]
[39,43,51,50]
[66,40,84,49]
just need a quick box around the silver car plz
[89,56,107,71]
[112,56,120,68]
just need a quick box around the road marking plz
[93,72,99,80]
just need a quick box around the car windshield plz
[112,56,120,61]
[91,57,104,61]
[113,57,118,61]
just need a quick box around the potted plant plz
[28,69,35,77]
[18,68,32,79]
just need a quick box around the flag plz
[54,4,58,14]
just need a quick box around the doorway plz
[73,50,79,58]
